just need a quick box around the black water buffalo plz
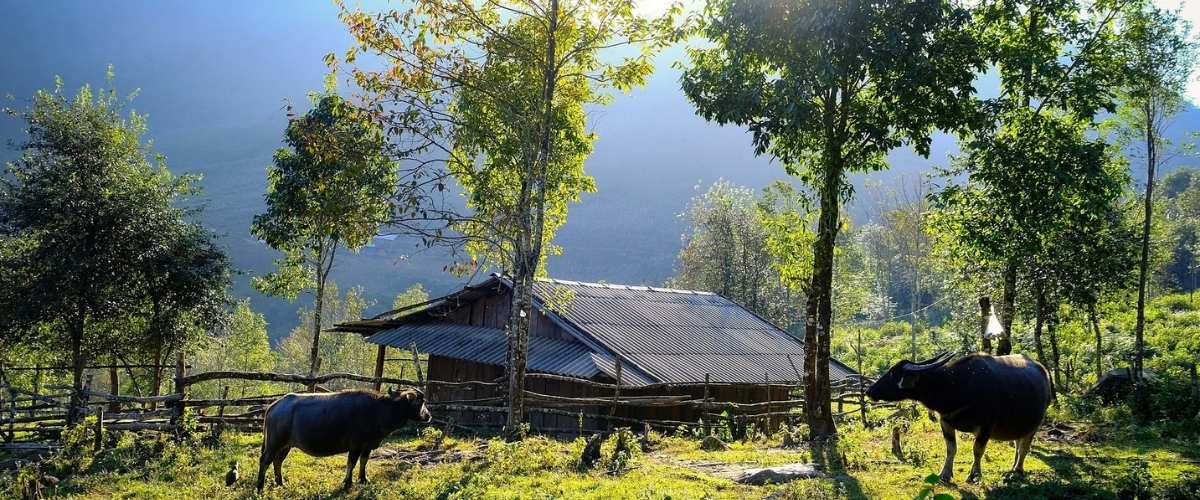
[256,387,432,492]
[867,353,1051,484]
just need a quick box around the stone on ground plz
[700,435,728,451]
[735,463,826,485]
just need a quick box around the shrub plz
[602,427,641,474]
[1115,460,1153,500]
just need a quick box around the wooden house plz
[334,275,856,434]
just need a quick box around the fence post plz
[83,374,93,419]
[108,364,121,413]
[610,358,622,418]
[410,343,425,389]
[93,406,104,452]
[171,350,186,428]
[30,365,42,418]
[702,373,711,437]
[764,373,771,433]
[373,344,387,392]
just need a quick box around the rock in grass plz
[700,435,728,451]
[735,463,826,485]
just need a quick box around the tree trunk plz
[1033,281,1047,365]
[997,261,1016,356]
[804,119,843,440]
[108,362,120,413]
[310,266,327,381]
[1048,310,1062,395]
[68,321,87,425]
[1134,102,1155,418]
[979,296,992,354]
[910,264,919,360]
[1089,302,1103,383]
[505,0,560,436]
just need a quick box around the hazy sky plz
[1,0,1197,337]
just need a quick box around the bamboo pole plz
[703,373,711,437]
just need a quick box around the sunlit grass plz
[10,415,1199,499]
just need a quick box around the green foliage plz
[668,180,799,326]
[274,282,380,384]
[0,70,230,413]
[251,93,397,301]
[393,283,430,311]
[602,427,641,474]
[191,300,275,396]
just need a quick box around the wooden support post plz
[410,343,424,389]
[93,407,104,452]
[373,344,387,392]
[891,426,903,457]
[979,296,993,354]
[217,386,230,419]
[702,373,711,437]
[764,373,772,433]
[610,358,622,418]
[4,386,13,443]
[171,350,186,427]
[108,364,121,413]
[30,365,41,418]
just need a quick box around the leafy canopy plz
[251,93,398,299]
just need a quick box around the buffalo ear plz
[898,373,919,390]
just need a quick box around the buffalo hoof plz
[966,472,982,484]
[359,477,370,485]
[341,481,353,491]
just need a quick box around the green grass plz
[7,415,1199,499]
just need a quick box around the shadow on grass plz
[812,437,867,500]
[948,447,1114,500]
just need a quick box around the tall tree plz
[668,181,797,326]
[930,0,1129,355]
[334,0,678,434]
[0,72,213,423]
[251,93,398,380]
[1113,4,1196,414]
[681,0,981,439]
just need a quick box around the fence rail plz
[1,359,880,448]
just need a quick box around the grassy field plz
[5,411,1199,499]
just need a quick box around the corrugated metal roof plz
[366,323,657,385]
[533,278,854,384]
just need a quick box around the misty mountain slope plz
[2,2,1196,339]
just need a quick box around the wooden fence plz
[1,359,886,456]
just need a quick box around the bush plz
[602,428,641,474]
[1115,460,1153,500]
[1157,472,1200,500]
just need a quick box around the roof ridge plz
[536,277,716,295]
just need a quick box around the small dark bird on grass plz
[225,461,239,487]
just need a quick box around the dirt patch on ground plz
[371,446,475,466]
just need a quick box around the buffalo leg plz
[1013,433,1034,473]
[966,427,991,483]
[358,448,371,483]
[343,449,360,489]
[256,445,273,492]
[273,447,290,486]
[939,419,957,483]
